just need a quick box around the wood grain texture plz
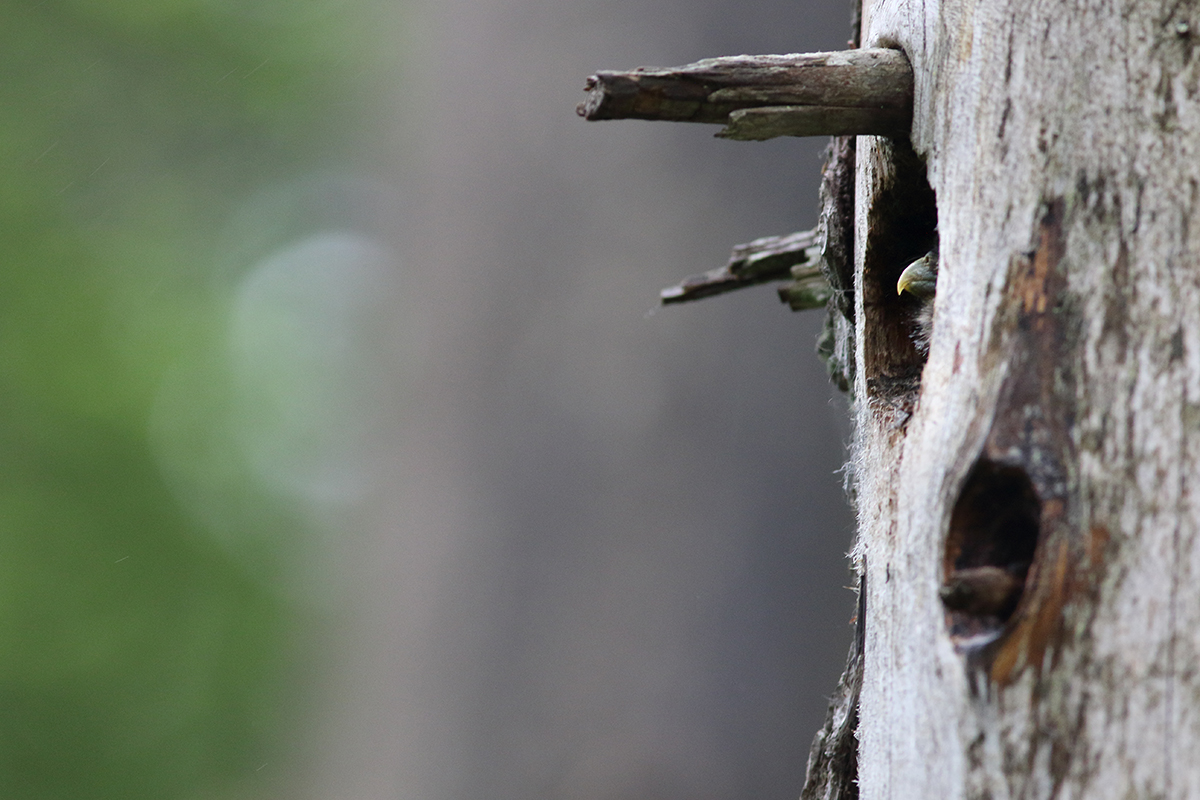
[846,0,1200,797]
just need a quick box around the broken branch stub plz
[578,49,912,139]
[660,229,822,304]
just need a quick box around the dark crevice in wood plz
[815,136,857,392]
[860,138,938,403]
[819,136,858,322]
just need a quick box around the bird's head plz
[896,249,938,354]
[896,250,938,299]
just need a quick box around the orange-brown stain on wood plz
[991,537,1069,684]
[989,525,1109,685]
[975,199,1085,684]
[1086,523,1109,568]
[1013,214,1063,319]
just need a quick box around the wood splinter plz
[578,48,913,140]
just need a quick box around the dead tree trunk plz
[842,0,1200,797]
[580,0,1200,795]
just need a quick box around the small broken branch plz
[578,49,912,139]
[660,229,823,304]
[777,270,834,311]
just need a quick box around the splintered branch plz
[578,49,912,139]
[661,229,827,305]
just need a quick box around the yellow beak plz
[896,252,938,298]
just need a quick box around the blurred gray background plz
[3,0,856,798]
[299,1,859,798]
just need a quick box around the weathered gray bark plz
[577,50,913,138]
[839,0,1200,797]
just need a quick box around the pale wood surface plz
[846,0,1200,797]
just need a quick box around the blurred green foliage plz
[0,2,394,797]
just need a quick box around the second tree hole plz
[942,460,1041,644]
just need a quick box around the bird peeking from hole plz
[939,563,1028,619]
[896,248,938,353]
